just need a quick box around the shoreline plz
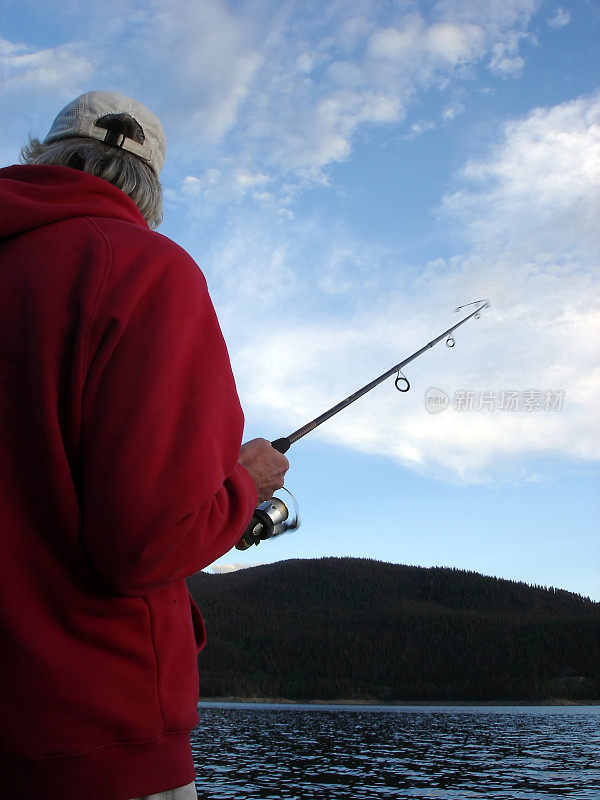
[199,696,600,707]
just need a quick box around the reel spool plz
[236,488,300,550]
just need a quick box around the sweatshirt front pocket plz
[145,581,202,731]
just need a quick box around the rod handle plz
[271,437,291,454]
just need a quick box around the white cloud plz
[427,22,486,64]
[124,0,539,191]
[180,166,270,203]
[229,263,599,483]
[441,101,465,121]
[240,0,534,178]
[547,7,571,28]
[208,562,259,574]
[0,37,92,94]
[431,0,538,76]
[215,92,600,482]
[0,36,94,167]
[409,119,437,136]
[368,16,486,66]
[196,214,301,318]
[442,92,600,260]
[0,0,543,193]
[433,0,539,30]
[2,0,542,185]
[230,269,598,481]
[92,0,264,150]
[488,41,525,76]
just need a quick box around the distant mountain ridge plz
[187,557,600,702]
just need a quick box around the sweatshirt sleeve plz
[80,222,257,596]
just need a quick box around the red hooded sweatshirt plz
[0,165,257,799]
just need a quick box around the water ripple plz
[190,705,600,799]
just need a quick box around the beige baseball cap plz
[44,91,166,175]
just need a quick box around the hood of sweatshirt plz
[0,164,147,240]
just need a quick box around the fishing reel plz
[236,487,301,550]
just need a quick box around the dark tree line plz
[187,558,600,702]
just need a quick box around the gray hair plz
[21,134,163,229]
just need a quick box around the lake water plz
[191,703,600,799]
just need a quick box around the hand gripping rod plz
[270,300,490,454]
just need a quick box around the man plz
[0,91,289,800]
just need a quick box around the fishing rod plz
[236,299,490,550]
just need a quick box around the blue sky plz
[2,0,599,599]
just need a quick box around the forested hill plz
[186,558,600,703]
